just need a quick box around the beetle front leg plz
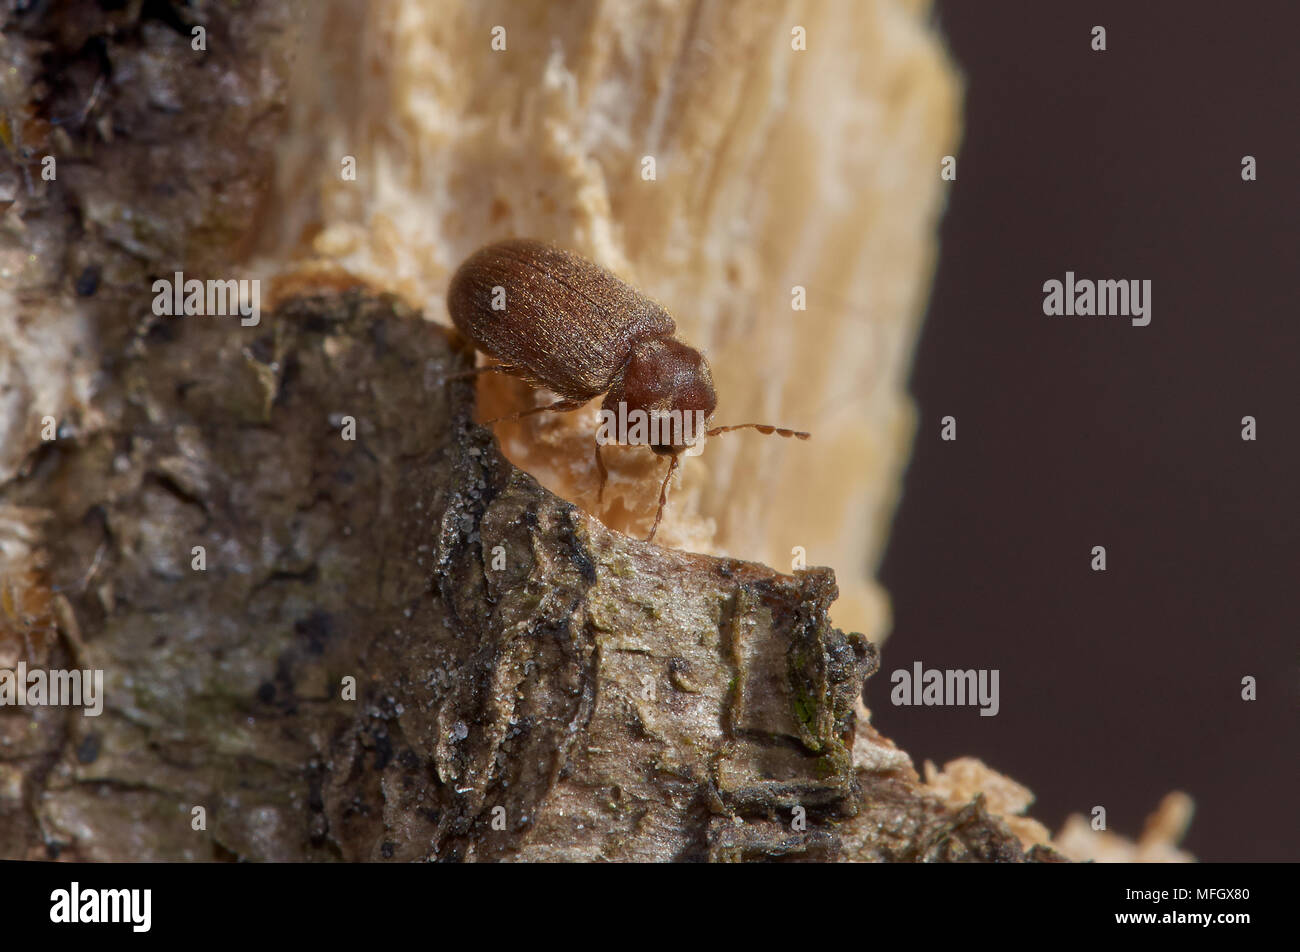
[646,453,679,543]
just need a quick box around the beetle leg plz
[645,453,679,543]
[444,362,525,383]
[482,396,586,426]
[594,440,608,502]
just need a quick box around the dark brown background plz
[874,1,1298,862]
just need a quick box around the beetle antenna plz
[646,453,679,543]
[705,423,810,440]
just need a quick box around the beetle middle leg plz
[482,395,587,426]
[594,441,609,502]
[444,362,526,383]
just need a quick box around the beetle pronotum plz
[446,239,809,541]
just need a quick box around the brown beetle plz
[446,239,808,541]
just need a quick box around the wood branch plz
[2,288,1058,861]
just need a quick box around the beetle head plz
[616,337,717,455]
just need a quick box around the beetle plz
[446,238,808,541]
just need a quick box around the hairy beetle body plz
[447,240,676,399]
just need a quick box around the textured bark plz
[2,288,1057,862]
